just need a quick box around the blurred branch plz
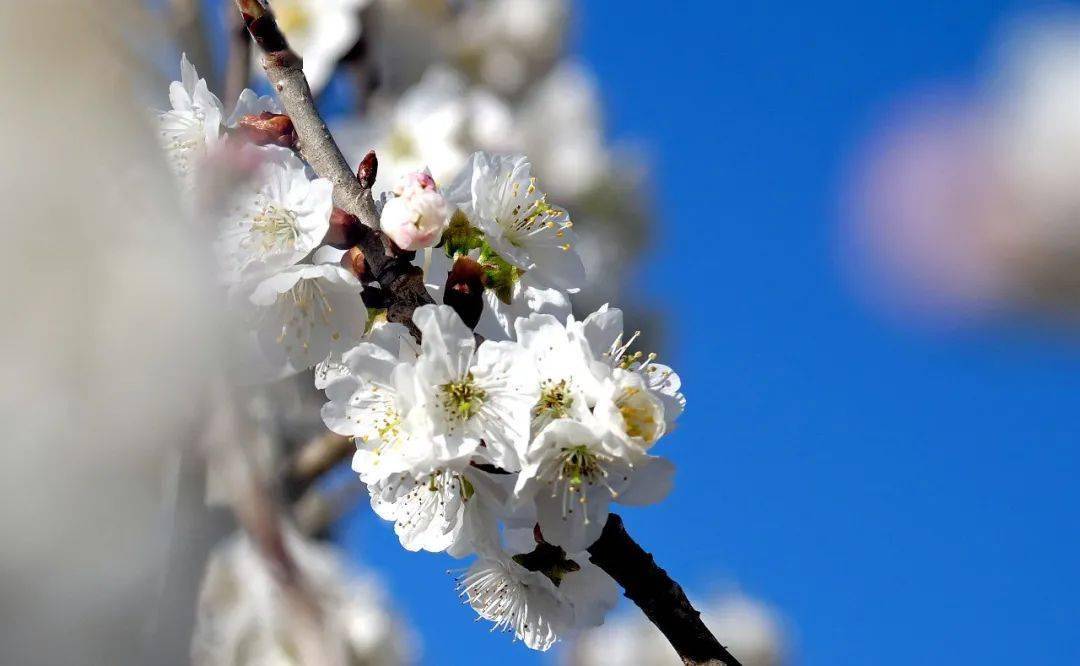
[223,3,251,105]
[335,5,379,112]
[201,380,341,666]
[588,514,743,666]
[170,0,216,92]
[234,0,436,333]
[282,432,354,502]
[294,478,367,538]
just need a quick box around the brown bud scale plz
[357,150,378,190]
[444,256,485,329]
[340,247,367,282]
[235,112,296,149]
[324,208,363,249]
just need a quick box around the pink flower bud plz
[379,170,452,251]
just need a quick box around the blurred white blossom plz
[846,16,1080,324]
[259,0,372,93]
[453,0,569,94]
[337,66,518,188]
[158,53,225,187]
[569,593,787,666]
[215,147,334,284]
[193,529,415,665]
[241,262,367,373]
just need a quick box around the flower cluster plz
[158,51,685,653]
[319,152,684,649]
[159,56,367,382]
[333,62,652,317]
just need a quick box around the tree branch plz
[588,514,743,666]
[234,0,368,219]
[234,0,435,332]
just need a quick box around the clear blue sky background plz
[331,1,1080,664]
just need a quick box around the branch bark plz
[235,0,367,218]
[588,514,744,666]
[234,0,434,333]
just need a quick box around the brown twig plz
[234,0,435,333]
[587,514,743,666]
[234,0,368,217]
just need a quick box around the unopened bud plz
[379,170,452,251]
[324,208,363,249]
[357,150,378,189]
[235,112,296,148]
[340,247,367,281]
[444,256,485,329]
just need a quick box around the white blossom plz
[456,550,572,651]
[337,67,518,188]
[322,304,538,478]
[500,526,619,630]
[315,319,417,390]
[419,246,572,342]
[447,151,585,293]
[571,593,786,666]
[569,304,685,435]
[456,533,618,651]
[243,262,367,374]
[519,63,608,199]
[514,418,674,552]
[454,0,569,95]
[477,271,573,341]
[591,368,668,450]
[380,169,453,250]
[368,463,505,557]
[322,338,428,482]
[411,304,539,470]
[215,149,334,284]
[513,312,595,434]
[158,54,224,185]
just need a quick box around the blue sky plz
[334,1,1080,664]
